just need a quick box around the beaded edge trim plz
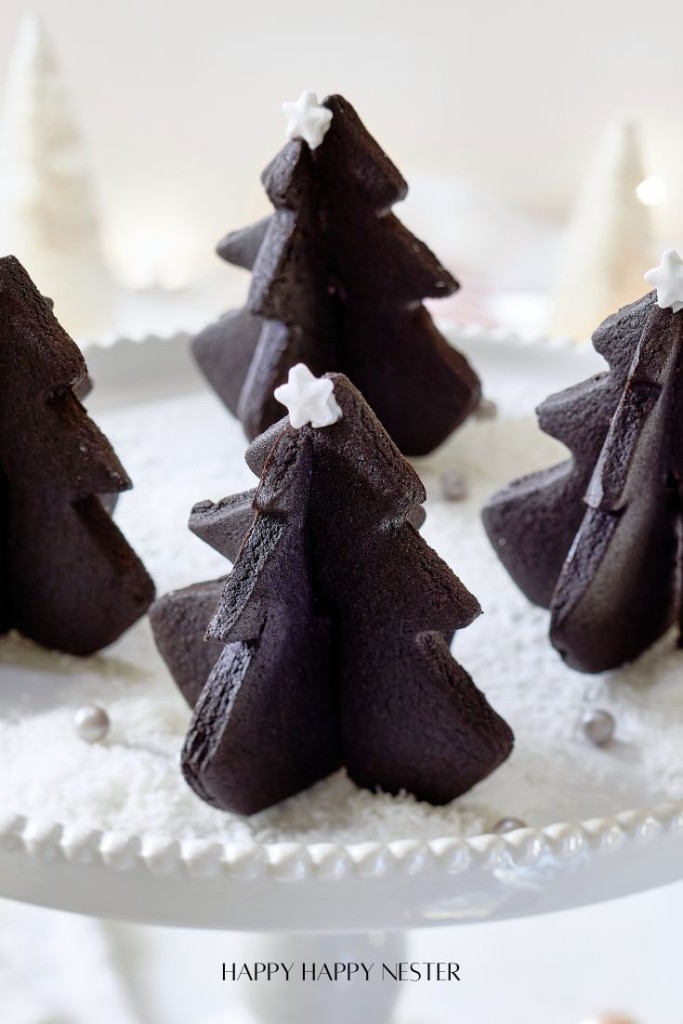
[1,802,681,882]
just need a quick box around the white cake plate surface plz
[1,325,682,934]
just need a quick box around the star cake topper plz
[282,90,333,150]
[644,249,683,313]
[274,363,342,429]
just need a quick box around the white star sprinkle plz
[274,363,342,429]
[644,249,683,313]
[282,91,332,151]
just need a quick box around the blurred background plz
[1,0,682,339]
[0,2,681,1022]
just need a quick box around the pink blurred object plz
[405,173,557,333]
[578,1013,641,1024]
[426,266,499,328]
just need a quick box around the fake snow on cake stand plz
[0,327,682,1024]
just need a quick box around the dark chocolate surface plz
[192,94,481,456]
[149,578,226,707]
[0,256,155,655]
[482,291,683,673]
[152,374,513,814]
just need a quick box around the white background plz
[2,0,683,286]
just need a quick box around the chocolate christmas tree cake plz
[0,255,155,655]
[192,91,481,457]
[482,250,683,674]
[151,366,512,814]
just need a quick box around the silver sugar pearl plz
[493,816,526,835]
[74,705,110,744]
[581,709,615,747]
[473,396,498,421]
[440,468,469,502]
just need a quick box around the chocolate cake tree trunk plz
[0,256,154,655]
[193,94,480,456]
[483,292,683,672]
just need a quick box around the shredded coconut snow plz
[0,388,681,845]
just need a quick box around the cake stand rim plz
[77,319,587,354]
[0,796,681,886]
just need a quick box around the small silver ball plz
[473,397,498,421]
[440,468,469,502]
[581,709,616,747]
[74,705,110,744]
[493,816,526,835]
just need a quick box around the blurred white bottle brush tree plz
[548,120,654,342]
[0,13,113,339]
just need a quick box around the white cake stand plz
[2,328,682,1023]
